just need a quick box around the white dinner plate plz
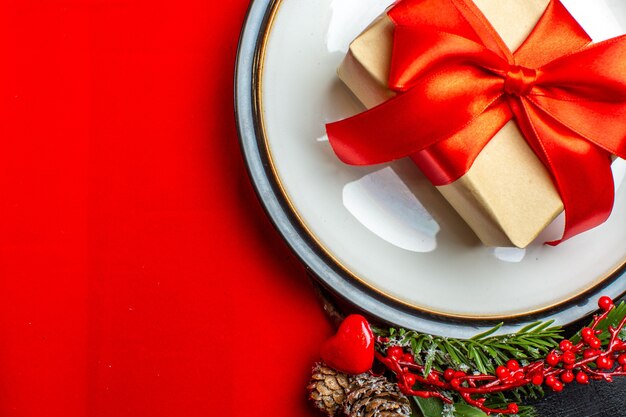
[236,0,626,337]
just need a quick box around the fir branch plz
[375,321,562,376]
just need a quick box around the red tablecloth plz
[0,1,331,415]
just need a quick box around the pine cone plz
[308,362,351,416]
[344,373,412,417]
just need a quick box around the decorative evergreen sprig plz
[377,320,562,377]
[372,299,626,417]
[374,322,562,417]
[312,297,626,417]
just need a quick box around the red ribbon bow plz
[326,0,626,244]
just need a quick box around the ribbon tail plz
[515,99,614,245]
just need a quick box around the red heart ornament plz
[321,314,374,375]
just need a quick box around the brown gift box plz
[337,0,565,248]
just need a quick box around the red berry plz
[597,356,611,369]
[451,378,461,389]
[454,371,466,379]
[561,370,575,383]
[507,359,521,371]
[552,380,564,392]
[559,340,574,352]
[427,372,438,382]
[576,372,589,384]
[619,354,626,366]
[531,373,544,385]
[508,403,519,414]
[581,327,594,341]
[514,371,525,381]
[387,346,403,359]
[443,369,455,381]
[404,373,416,387]
[588,337,601,349]
[583,349,599,359]
[496,365,510,379]
[545,375,557,387]
[401,353,415,364]
[598,296,613,311]
[546,352,560,366]
[562,351,576,365]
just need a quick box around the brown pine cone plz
[308,362,351,416]
[344,373,412,417]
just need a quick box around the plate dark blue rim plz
[233,0,626,337]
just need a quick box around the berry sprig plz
[542,296,626,386]
[376,347,524,414]
[375,296,626,415]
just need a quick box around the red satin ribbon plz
[326,0,626,244]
